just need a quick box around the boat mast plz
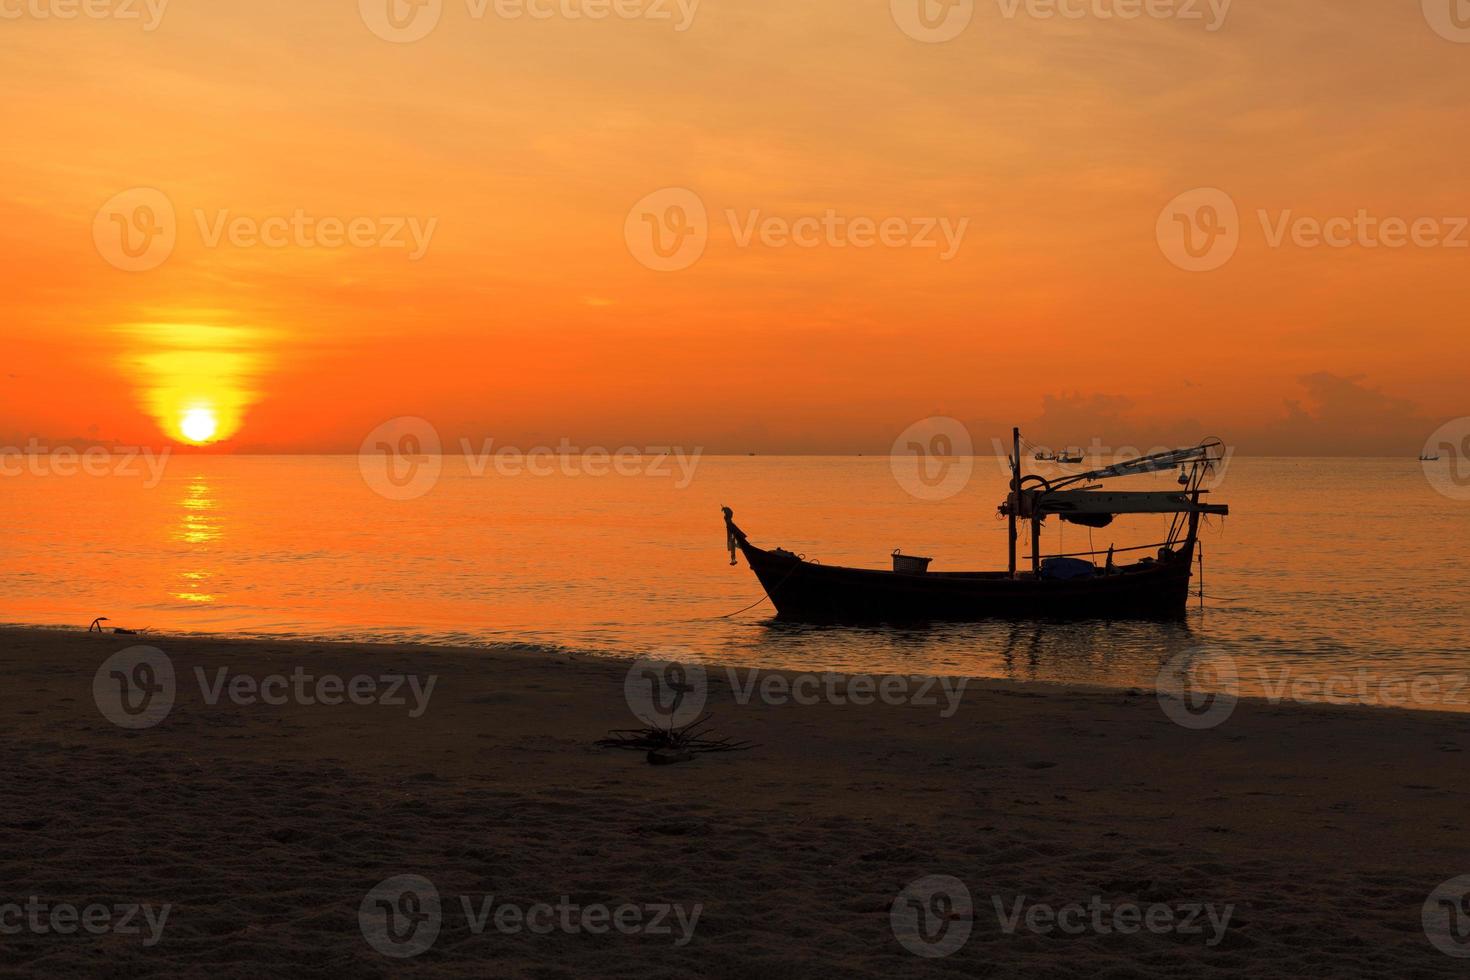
[1032,507,1042,576]
[1009,427,1020,579]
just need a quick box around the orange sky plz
[2,0,1466,455]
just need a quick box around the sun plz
[179,408,219,444]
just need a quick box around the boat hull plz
[737,541,1195,623]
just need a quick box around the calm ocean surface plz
[4,455,1468,710]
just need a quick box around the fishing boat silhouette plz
[723,428,1228,623]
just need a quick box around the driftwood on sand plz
[596,713,756,766]
[88,617,142,635]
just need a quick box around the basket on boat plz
[892,549,933,575]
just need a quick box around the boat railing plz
[1038,539,1180,562]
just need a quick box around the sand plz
[0,625,1467,977]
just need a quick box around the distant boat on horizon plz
[1420,452,1441,461]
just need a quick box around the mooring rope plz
[670,558,805,623]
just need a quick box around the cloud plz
[1024,392,1206,453]
[1006,375,1428,457]
[1251,373,1430,456]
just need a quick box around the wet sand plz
[1,625,1467,977]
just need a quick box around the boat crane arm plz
[1063,440,1224,486]
[999,440,1230,520]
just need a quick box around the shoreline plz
[2,625,1468,974]
[9,621,1469,720]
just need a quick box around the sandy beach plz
[1,625,1467,977]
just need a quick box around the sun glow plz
[180,408,219,444]
[120,322,268,446]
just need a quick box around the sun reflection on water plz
[175,476,221,602]
[177,477,221,544]
[175,569,216,605]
